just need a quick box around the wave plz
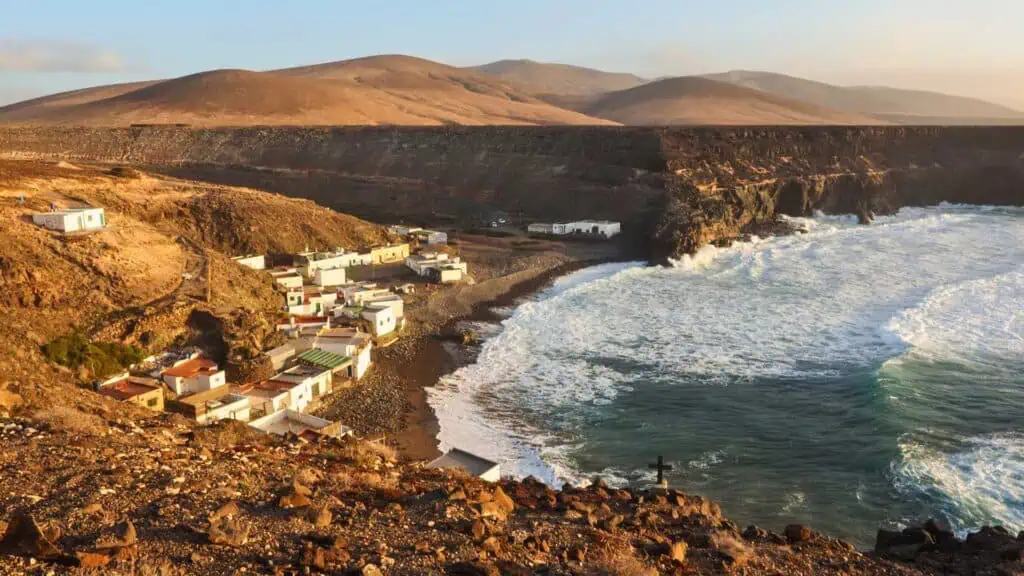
[427,204,1024,513]
[894,433,1024,534]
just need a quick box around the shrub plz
[43,331,145,379]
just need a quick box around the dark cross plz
[649,456,673,486]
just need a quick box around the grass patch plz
[42,331,145,379]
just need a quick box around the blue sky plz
[2,0,1022,106]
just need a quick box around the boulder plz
[0,513,64,559]
[207,517,250,547]
[784,524,813,544]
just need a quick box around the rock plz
[478,501,507,521]
[0,513,64,559]
[875,527,934,561]
[965,526,1015,552]
[471,519,487,540]
[210,502,240,521]
[279,491,311,509]
[361,564,384,576]
[480,536,501,556]
[492,486,515,516]
[448,488,467,501]
[669,540,688,564]
[599,514,625,532]
[80,503,103,516]
[743,525,769,541]
[785,524,813,544]
[307,504,332,528]
[713,533,751,567]
[115,517,137,546]
[207,517,250,547]
[75,551,111,569]
[566,546,585,562]
[414,541,432,554]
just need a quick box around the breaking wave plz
[426,205,1024,542]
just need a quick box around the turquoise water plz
[427,206,1024,547]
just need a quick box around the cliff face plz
[2,126,1023,258]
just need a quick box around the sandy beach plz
[315,233,629,461]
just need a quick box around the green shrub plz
[43,331,145,379]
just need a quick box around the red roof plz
[161,358,218,378]
[99,378,161,401]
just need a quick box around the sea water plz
[426,205,1024,546]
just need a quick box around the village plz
[28,203,622,479]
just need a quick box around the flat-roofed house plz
[314,267,346,287]
[368,244,410,265]
[234,381,290,418]
[361,304,396,337]
[303,328,373,380]
[99,376,164,412]
[265,364,335,413]
[249,409,353,439]
[166,386,250,425]
[160,358,226,396]
[427,448,501,482]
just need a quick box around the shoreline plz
[389,256,628,461]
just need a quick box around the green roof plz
[296,348,352,370]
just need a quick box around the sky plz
[2,0,1023,108]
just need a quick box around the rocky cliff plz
[2,126,1023,259]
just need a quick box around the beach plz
[314,233,627,461]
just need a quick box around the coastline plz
[390,256,626,461]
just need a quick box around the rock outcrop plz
[2,126,1023,260]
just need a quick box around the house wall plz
[362,308,396,336]
[354,345,372,379]
[130,388,164,412]
[234,255,266,270]
[365,296,403,319]
[195,371,226,391]
[315,267,346,287]
[370,244,410,264]
[275,275,304,289]
[196,397,251,425]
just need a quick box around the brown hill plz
[0,56,616,127]
[579,76,883,125]
[704,70,1024,123]
[467,59,647,96]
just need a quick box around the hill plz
[0,56,616,127]
[578,76,881,125]
[704,70,1024,123]
[467,58,647,95]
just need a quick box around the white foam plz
[895,434,1024,534]
[427,206,1024,492]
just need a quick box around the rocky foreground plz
[1,413,1021,576]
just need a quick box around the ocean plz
[426,205,1024,547]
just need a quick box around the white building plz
[427,448,501,482]
[567,220,621,237]
[389,225,421,237]
[271,269,304,290]
[195,393,250,425]
[362,294,404,320]
[236,381,291,417]
[263,364,335,413]
[302,328,374,380]
[160,358,226,396]
[428,264,466,284]
[314,267,346,287]
[411,230,448,245]
[232,254,266,270]
[528,220,620,238]
[406,253,467,277]
[285,288,338,317]
[32,207,106,233]
[295,251,358,278]
[249,409,353,439]
[342,285,393,307]
[361,305,396,337]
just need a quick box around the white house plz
[232,254,266,270]
[361,305,397,337]
[527,223,555,234]
[567,220,621,237]
[362,294,404,320]
[314,267,346,287]
[264,363,335,413]
[405,253,467,277]
[411,229,448,245]
[342,286,394,307]
[236,382,290,418]
[196,393,250,425]
[160,358,226,396]
[303,328,373,380]
[295,251,358,278]
[389,225,421,237]
[249,409,353,439]
[427,448,501,482]
[428,264,466,284]
[33,207,106,233]
[272,269,304,290]
[285,288,338,317]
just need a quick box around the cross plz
[648,455,673,486]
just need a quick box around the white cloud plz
[0,40,127,73]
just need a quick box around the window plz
[147,397,158,408]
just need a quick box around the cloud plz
[0,40,128,73]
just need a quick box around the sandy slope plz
[0,56,616,127]
[580,76,883,125]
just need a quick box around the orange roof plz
[162,358,218,378]
[100,378,161,401]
